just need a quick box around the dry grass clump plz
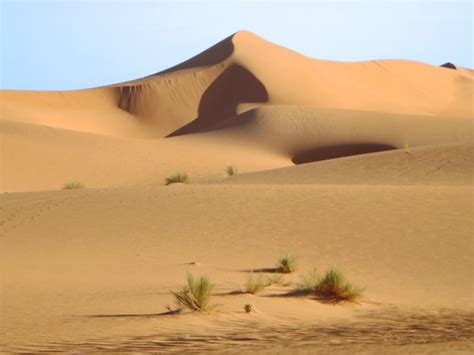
[276,254,297,273]
[226,165,238,176]
[296,268,319,292]
[172,272,217,312]
[63,181,84,190]
[297,268,363,302]
[165,172,189,185]
[244,273,269,294]
[266,274,284,286]
[244,272,286,294]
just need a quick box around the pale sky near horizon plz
[0,0,472,90]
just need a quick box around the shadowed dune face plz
[221,142,474,186]
[117,85,140,113]
[441,62,457,70]
[292,143,396,164]
[168,64,268,136]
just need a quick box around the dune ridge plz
[1,31,473,138]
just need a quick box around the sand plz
[1,31,473,352]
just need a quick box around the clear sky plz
[1,0,472,90]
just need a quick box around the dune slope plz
[219,142,474,186]
[1,31,473,139]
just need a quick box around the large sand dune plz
[1,31,473,139]
[1,31,473,352]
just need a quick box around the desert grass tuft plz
[312,268,363,302]
[244,272,269,294]
[296,268,319,292]
[63,181,84,190]
[226,165,238,176]
[266,274,284,286]
[276,254,297,273]
[172,272,217,312]
[165,172,189,185]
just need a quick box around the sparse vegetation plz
[276,254,297,273]
[296,268,319,292]
[244,304,255,313]
[165,172,189,185]
[266,274,284,286]
[244,272,269,294]
[308,268,363,302]
[226,165,238,176]
[172,272,217,312]
[63,181,84,190]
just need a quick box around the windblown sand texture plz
[1,31,473,352]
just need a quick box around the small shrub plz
[165,172,189,185]
[276,254,297,273]
[226,165,238,176]
[244,304,255,313]
[63,181,84,190]
[172,272,216,312]
[244,272,269,294]
[313,268,363,302]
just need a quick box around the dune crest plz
[1,31,473,138]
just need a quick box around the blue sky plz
[1,0,472,90]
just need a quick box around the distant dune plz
[1,31,473,192]
[220,142,474,186]
[1,31,473,352]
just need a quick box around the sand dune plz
[3,105,472,192]
[0,119,289,192]
[1,31,473,140]
[219,142,474,186]
[1,31,473,193]
[204,105,473,157]
[1,31,474,352]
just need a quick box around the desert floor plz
[2,178,473,352]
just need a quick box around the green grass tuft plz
[296,268,319,291]
[244,272,269,294]
[165,172,189,185]
[63,181,84,190]
[172,272,217,312]
[276,254,297,273]
[295,268,362,302]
